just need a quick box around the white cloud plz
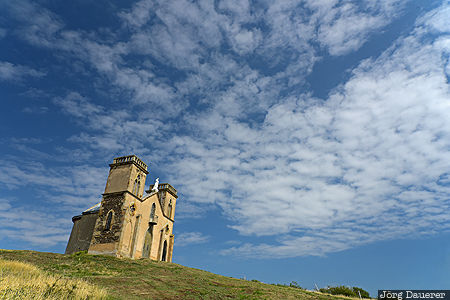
[421,4,450,33]
[309,0,406,55]
[0,158,107,210]
[3,0,63,47]
[174,202,209,220]
[119,0,154,28]
[0,198,71,247]
[165,3,450,257]
[0,61,45,81]
[3,0,407,121]
[229,27,262,55]
[176,232,209,247]
[54,92,103,118]
[22,106,49,114]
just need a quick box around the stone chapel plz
[65,155,178,262]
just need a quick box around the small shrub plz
[289,281,303,289]
[72,250,88,257]
[353,287,370,298]
[319,285,356,297]
[319,285,371,298]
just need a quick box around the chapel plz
[65,155,177,262]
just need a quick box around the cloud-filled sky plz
[1,0,449,294]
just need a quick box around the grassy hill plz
[0,249,357,299]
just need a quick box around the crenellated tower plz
[88,155,149,257]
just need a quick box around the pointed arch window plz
[133,175,141,196]
[137,180,141,196]
[167,200,173,218]
[150,203,156,222]
[133,180,137,195]
[105,210,114,231]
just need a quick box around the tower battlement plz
[111,155,148,172]
[147,183,178,197]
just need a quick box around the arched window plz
[105,210,114,231]
[150,203,156,222]
[167,200,173,218]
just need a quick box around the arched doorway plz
[161,240,167,261]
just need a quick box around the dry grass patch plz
[0,259,108,299]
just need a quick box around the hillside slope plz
[0,250,352,300]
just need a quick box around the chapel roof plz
[83,202,101,214]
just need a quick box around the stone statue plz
[152,178,159,192]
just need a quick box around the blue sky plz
[1,0,449,295]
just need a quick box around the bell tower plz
[88,155,149,256]
[104,155,148,197]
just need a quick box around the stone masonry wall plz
[90,194,125,245]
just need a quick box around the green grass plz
[0,249,358,300]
